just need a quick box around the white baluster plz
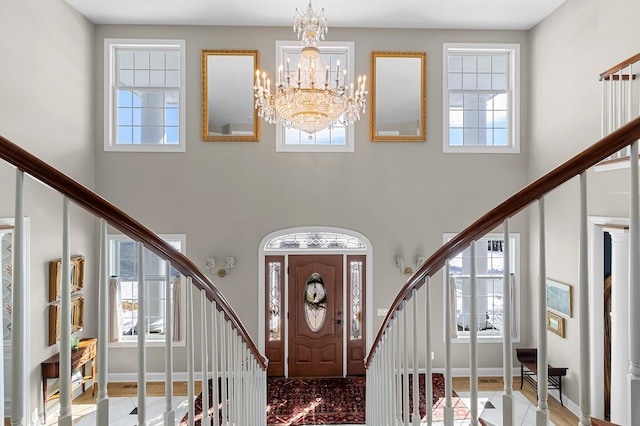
[602,74,607,138]
[502,219,514,426]
[537,197,550,425]
[425,276,433,426]
[470,241,478,425]
[412,290,420,426]
[220,312,228,425]
[402,302,410,426]
[244,344,250,425]
[629,65,633,123]
[211,301,219,426]
[378,346,383,425]
[201,290,210,425]
[248,348,254,425]
[58,198,72,426]
[186,277,195,426]
[444,260,454,426]
[628,141,640,424]
[387,330,393,425]
[618,70,623,131]
[231,331,237,424]
[137,242,147,426]
[578,173,592,425]
[236,334,242,424]
[395,315,401,424]
[164,261,175,425]
[11,170,27,426]
[97,219,110,425]
[502,219,516,426]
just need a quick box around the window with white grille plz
[275,41,355,152]
[104,39,186,152]
[108,234,185,343]
[443,233,520,342]
[443,43,520,154]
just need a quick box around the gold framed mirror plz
[202,50,259,141]
[370,52,426,142]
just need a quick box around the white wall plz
[0,0,95,421]
[530,0,640,408]
[94,25,531,376]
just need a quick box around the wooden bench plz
[516,348,568,406]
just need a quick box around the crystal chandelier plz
[254,1,367,135]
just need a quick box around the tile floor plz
[49,390,549,425]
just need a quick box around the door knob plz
[337,311,342,315]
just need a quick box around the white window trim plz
[275,41,356,153]
[443,43,520,154]
[104,38,186,153]
[108,233,186,348]
[443,232,521,343]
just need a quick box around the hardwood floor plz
[62,376,579,425]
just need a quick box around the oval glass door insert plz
[304,272,327,331]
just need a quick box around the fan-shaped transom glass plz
[304,272,327,331]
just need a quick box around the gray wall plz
[530,0,640,408]
[0,0,96,421]
[94,25,530,375]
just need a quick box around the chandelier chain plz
[254,1,367,135]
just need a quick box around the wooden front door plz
[288,255,343,377]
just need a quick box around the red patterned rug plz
[180,373,469,425]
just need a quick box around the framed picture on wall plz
[48,295,84,346]
[546,278,572,317]
[547,310,565,338]
[48,255,85,302]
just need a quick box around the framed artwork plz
[546,278,572,317]
[48,295,84,346]
[547,310,565,338]
[49,255,85,302]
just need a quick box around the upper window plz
[443,43,520,154]
[443,233,520,342]
[275,41,355,153]
[104,39,186,152]
[108,234,186,344]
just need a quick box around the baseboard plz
[107,368,581,418]
[108,371,207,382]
[430,367,521,378]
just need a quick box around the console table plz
[516,348,568,406]
[41,337,96,421]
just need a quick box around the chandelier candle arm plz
[254,1,367,135]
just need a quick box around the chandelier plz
[254,1,367,135]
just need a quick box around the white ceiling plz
[64,0,565,30]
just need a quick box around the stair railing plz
[598,52,640,166]
[365,115,640,426]
[0,135,268,426]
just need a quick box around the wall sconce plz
[205,256,216,274]
[396,256,412,276]
[416,256,426,268]
[205,256,236,278]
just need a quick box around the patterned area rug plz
[180,373,469,425]
[267,376,365,425]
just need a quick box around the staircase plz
[0,135,268,425]
[2,52,640,426]
[364,52,640,426]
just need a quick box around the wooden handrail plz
[599,52,640,80]
[0,135,267,369]
[365,115,640,368]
